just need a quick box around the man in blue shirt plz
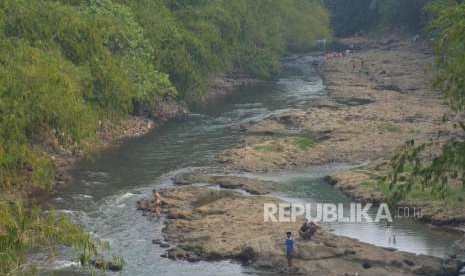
[285,231,294,268]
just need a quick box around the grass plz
[293,135,317,150]
[254,142,285,152]
[377,122,401,133]
[361,180,391,196]
[362,179,465,204]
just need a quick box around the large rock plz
[159,186,463,276]
[172,170,275,195]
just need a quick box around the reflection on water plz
[44,54,462,275]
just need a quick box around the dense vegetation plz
[0,0,330,274]
[0,201,104,275]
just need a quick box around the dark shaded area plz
[325,0,434,36]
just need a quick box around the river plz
[42,54,462,275]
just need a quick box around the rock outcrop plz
[172,169,276,195]
[150,186,463,276]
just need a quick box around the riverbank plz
[45,99,185,198]
[217,34,465,228]
[46,73,268,200]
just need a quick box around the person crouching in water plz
[152,189,161,218]
[285,231,295,268]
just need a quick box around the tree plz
[385,1,465,202]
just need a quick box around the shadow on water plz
[42,54,462,275]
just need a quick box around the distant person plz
[285,231,295,268]
[152,189,161,218]
[299,220,310,238]
[299,220,319,240]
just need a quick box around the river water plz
[43,54,462,275]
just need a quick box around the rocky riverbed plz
[217,35,465,226]
[131,35,465,275]
[136,183,463,275]
[220,36,455,171]
[172,168,276,195]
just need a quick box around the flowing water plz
[42,54,462,275]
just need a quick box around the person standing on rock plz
[152,189,161,218]
[285,231,295,268]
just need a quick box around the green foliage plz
[294,135,317,150]
[118,0,330,98]
[429,1,465,111]
[0,39,97,191]
[0,0,177,193]
[0,0,331,194]
[385,136,465,204]
[0,201,102,275]
[254,142,285,152]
